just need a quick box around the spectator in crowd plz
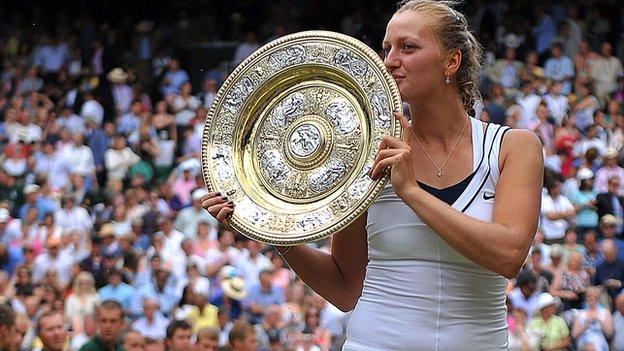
[132,297,169,341]
[228,322,257,351]
[595,149,624,196]
[244,269,284,325]
[528,292,570,351]
[186,280,218,333]
[37,311,68,351]
[596,177,624,235]
[197,79,217,109]
[550,251,590,310]
[488,46,524,97]
[65,271,99,332]
[612,293,624,351]
[541,177,576,244]
[107,68,133,116]
[508,307,539,351]
[121,329,145,351]
[0,304,16,351]
[98,268,135,312]
[590,42,624,102]
[194,327,219,351]
[571,286,613,350]
[583,230,605,279]
[595,239,624,304]
[79,300,124,351]
[570,168,599,235]
[544,42,574,95]
[165,320,192,351]
[161,59,189,98]
[543,81,569,125]
[104,134,140,182]
[174,188,216,239]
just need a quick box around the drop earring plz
[445,76,450,84]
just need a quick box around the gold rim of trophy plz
[201,30,402,246]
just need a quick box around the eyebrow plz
[382,36,421,47]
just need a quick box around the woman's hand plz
[201,191,234,227]
[370,112,419,198]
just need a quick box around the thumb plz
[393,111,411,143]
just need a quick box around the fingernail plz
[216,192,221,196]
[221,196,228,200]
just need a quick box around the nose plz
[384,48,400,72]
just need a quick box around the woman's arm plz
[201,193,368,312]
[571,312,586,339]
[400,129,543,278]
[601,309,614,338]
[549,271,578,300]
[280,215,368,312]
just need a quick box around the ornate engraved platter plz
[201,30,402,245]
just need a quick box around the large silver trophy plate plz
[201,30,402,245]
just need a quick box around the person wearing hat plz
[570,167,599,236]
[527,293,569,350]
[596,175,624,236]
[595,149,624,196]
[217,275,246,321]
[107,68,132,115]
[174,188,217,239]
[598,214,624,252]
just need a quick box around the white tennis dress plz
[343,118,511,351]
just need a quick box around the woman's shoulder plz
[497,128,543,167]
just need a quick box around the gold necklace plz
[411,118,469,177]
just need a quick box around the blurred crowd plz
[0,0,623,351]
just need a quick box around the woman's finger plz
[208,202,233,216]
[372,148,403,168]
[370,154,403,179]
[202,193,229,209]
[393,112,412,143]
[216,206,234,222]
[201,192,221,202]
[378,134,406,151]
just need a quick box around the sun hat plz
[221,277,247,301]
[106,68,128,83]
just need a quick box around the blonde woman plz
[64,271,99,331]
[203,0,542,348]
[572,286,613,351]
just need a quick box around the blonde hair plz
[72,271,96,296]
[396,0,483,114]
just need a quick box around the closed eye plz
[382,47,391,59]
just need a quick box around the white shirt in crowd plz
[104,147,140,181]
[540,193,574,240]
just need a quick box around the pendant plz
[437,171,442,177]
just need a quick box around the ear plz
[444,48,462,77]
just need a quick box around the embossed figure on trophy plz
[289,124,321,158]
[326,100,357,134]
